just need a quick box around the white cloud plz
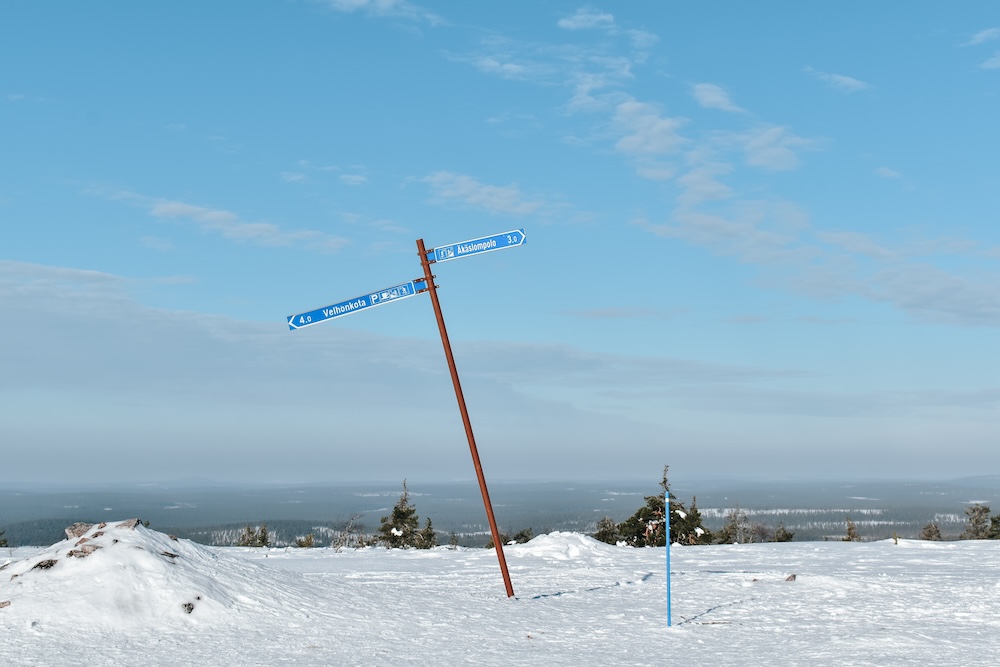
[98,190,349,252]
[640,208,802,266]
[964,27,1000,46]
[981,52,1000,69]
[739,126,814,171]
[692,83,744,113]
[818,231,895,259]
[339,174,369,186]
[557,8,615,31]
[321,0,442,24]
[804,67,871,93]
[567,70,629,111]
[612,100,686,156]
[676,164,734,208]
[634,162,676,182]
[875,166,900,179]
[867,263,1000,326]
[280,172,307,183]
[474,56,527,79]
[421,171,543,215]
[628,29,658,52]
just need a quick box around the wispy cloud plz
[738,125,816,171]
[981,52,1000,69]
[675,163,733,208]
[875,166,900,179]
[96,189,349,252]
[453,21,644,114]
[692,83,744,113]
[866,263,1000,326]
[612,99,686,156]
[339,174,369,186]
[964,27,1000,46]
[473,55,528,79]
[421,171,543,215]
[557,8,616,31]
[803,66,871,93]
[280,172,308,183]
[319,0,442,25]
[817,230,895,259]
[640,202,812,266]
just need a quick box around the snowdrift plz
[0,519,270,627]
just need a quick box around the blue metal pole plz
[666,491,672,627]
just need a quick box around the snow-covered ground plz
[2,521,999,666]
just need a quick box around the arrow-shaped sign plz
[287,280,423,330]
[430,229,525,263]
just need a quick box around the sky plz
[2,2,999,485]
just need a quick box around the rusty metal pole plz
[416,238,515,598]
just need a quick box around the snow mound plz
[0,519,263,628]
[510,531,620,562]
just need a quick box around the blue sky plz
[2,2,999,485]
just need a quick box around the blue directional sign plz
[287,280,422,330]
[431,229,526,263]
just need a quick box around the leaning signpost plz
[287,229,526,598]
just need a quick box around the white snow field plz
[2,521,999,666]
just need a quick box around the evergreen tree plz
[378,480,421,548]
[843,517,860,542]
[674,495,712,545]
[617,491,667,547]
[295,533,315,548]
[511,528,533,543]
[616,466,710,547]
[417,518,437,549]
[919,522,942,541]
[961,504,992,540]
[773,522,795,542]
[236,523,270,547]
[485,528,533,549]
[715,506,749,544]
[0,529,6,548]
[593,516,619,545]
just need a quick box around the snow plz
[2,522,1000,666]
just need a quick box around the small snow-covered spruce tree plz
[843,517,861,542]
[295,533,315,548]
[593,516,619,545]
[378,480,421,548]
[617,466,711,547]
[0,529,7,547]
[417,518,437,549]
[485,528,532,549]
[919,522,942,541]
[960,504,992,540]
[773,522,794,542]
[236,524,270,547]
[715,506,749,544]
